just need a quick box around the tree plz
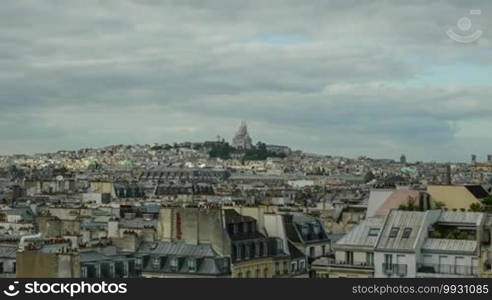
[209,142,234,159]
[434,201,446,209]
[483,195,492,206]
[469,203,484,212]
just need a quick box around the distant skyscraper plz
[232,121,253,150]
[488,154,492,164]
[471,154,477,165]
[400,154,407,164]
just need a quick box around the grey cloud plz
[0,0,491,161]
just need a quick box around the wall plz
[16,251,58,278]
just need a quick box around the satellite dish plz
[56,175,64,181]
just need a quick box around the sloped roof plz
[375,189,421,217]
[0,245,17,258]
[336,217,384,250]
[422,238,478,255]
[224,209,255,224]
[119,218,156,229]
[366,189,394,218]
[438,211,485,226]
[138,241,217,257]
[465,185,489,199]
[375,210,428,252]
[427,185,481,210]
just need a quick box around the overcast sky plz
[1,0,491,162]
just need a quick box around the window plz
[243,222,249,233]
[109,263,116,277]
[309,246,315,257]
[402,227,412,238]
[135,258,143,269]
[188,259,197,272]
[152,257,160,269]
[368,228,380,237]
[366,252,374,266]
[389,227,399,238]
[291,262,297,272]
[255,242,260,257]
[299,260,305,270]
[276,239,283,252]
[237,272,243,278]
[275,262,280,275]
[255,269,260,278]
[345,251,354,264]
[321,245,326,256]
[384,254,393,273]
[170,257,178,271]
[301,225,309,236]
[283,261,288,274]
[222,259,229,270]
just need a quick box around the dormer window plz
[152,257,160,269]
[236,244,242,259]
[81,266,88,278]
[276,239,283,252]
[402,227,412,238]
[222,258,229,270]
[170,257,179,271]
[368,228,380,237]
[301,225,309,236]
[243,222,249,233]
[188,259,197,272]
[389,227,399,238]
[135,258,143,269]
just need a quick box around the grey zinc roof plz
[119,218,156,229]
[335,217,384,250]
[138,241,217,257]
[422,238,478,255]
[375,210,427,252]
[80,251,129,263]
[142,256,229,276]
[0,245,17,258]
[438,211,485,226]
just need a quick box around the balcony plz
[324,259,374,270]
[382,263,407,276]
[417,263,477,276]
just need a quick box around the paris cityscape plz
[1,121,492,278]
[1,1,491,281]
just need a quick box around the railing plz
[417,263,477,276]
[325,259,374,269]
[382,263,407,276]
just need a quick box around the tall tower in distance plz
[400,154,407,164]
[471,154,477,165]
[232,121,253,150]
[488,154,492,164]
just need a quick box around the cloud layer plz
[1,0,491,162]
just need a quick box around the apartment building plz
[317,209,487,278]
